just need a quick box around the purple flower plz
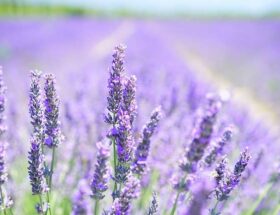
[72,179,92,215]
[111,175,140,215]
[114,111,134,183]
[28,138,46,195]
[215,148,250,201]
[233,148,251,178]
[171,175,195,192]
[132,106,162,176]
[43,74,61,148]
[104,45,132,187]
[215,157,229,186]
[180,95,221,174]
[147,192,158,215]
[122,75,137,125]
[105,44,126,125]
[29,71,44,142]
[204,127,233,167]
[91,141,110,200]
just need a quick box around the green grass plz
[1,3,280,19]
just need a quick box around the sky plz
[24,0,280,16]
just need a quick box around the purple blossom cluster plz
[180,95,222,174]
[111,175,140,215]
[28,138,46,195]
[91,141,110,200]
[147,192,158,215]
[204,127,233,167]
[132,106,162,176]
[44,74,61,148]
[215,148,251,201]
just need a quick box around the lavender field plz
[0,18,279,215]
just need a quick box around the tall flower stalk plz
[170,95,221,215]
[132,107,162,177]
[91,141,110,215]
[211,148,250,214]
[43,74,61,191]
[28,138,47,214]
[105,45,126,198]
[147,192,158,215]
[28,71,47,214]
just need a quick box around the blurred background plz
[0,0,280,127]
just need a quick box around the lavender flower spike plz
[214,157,229,186]
[215,148,250,201]
[114,111,134,183]
[233,148,251,180]
[180,95,221,174]
[29,71,44,142]
[91,141,110,200]
[28,138,46,195]
[44,74,61,148]
[111,175,140,215]
[204,127,233,167]
[105,44,126,125]
[132,106,162,176]
[147,192,158,215]
[122,75,137,125]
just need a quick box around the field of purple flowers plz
[0,18,279,215]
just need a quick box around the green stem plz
[0,186,7,215]
[8,208,13,215]
[45,148,56,215]
[49,148,56,191]
[112,138,118,198]
[46,191,52,215]
[211,201,219,215]
[170,192,180,215]
[94,200,99,215]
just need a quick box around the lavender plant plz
[211,148,251,214]
[132,106,162,176]
[43,74,61,189]
[28,138,47,214]
[28,71,48,214]
[104,44,126,197]
[147,192,158,215]
[91,141,110,214]
[204,127,233,167]
[170,95,222,215]
[111,175,140,215]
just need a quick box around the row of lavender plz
[0,44,279,215]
